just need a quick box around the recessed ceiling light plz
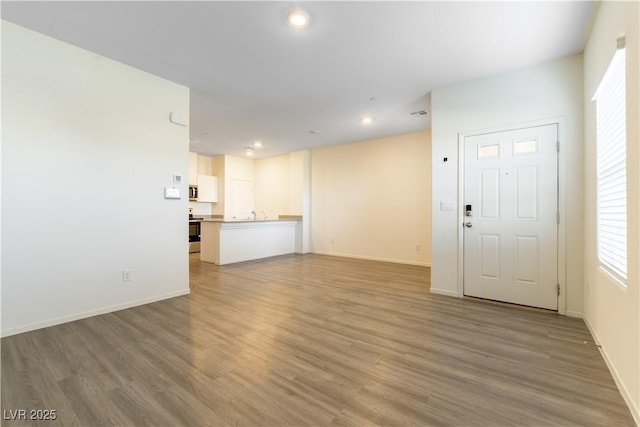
[253,141,263,148]
[287,9,310,29]
[360,116,374,125]
[244,147,254,156]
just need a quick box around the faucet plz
[261,210,267,220]
[251,210,256,220]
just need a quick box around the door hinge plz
[557,284,561,296]
[556,141,560,152]
[556,212,560,224]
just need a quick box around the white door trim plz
[457,117,567,315]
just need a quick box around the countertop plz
[191,215,302,223]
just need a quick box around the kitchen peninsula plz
[200,217,302,265]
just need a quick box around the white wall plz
[311,131,431,266]
[291,150,311,253]
[583,1,639,422]
[288,151,307,216]
[189,200,213,217]
[222,155,255,220]
[430,55,584,315]
[1,22,190,336]
[211,155,225,217]
[255,154,291,219]
[254,150,308,219]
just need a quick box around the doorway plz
[463,124,559,310]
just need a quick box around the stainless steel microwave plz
[189,185,198,201]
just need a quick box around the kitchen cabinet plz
[188,152,199,185]
[197,174,218,203]
[189,152,214,185]
[200,219,299,265]
[197,155,212,175]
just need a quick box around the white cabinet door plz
[197,175,218,203]
[188,152,198,185]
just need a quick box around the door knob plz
[464,222,473,228]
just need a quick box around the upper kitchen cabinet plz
[188,152,199,185]
[189,152,214,184]
[197,155,212,176]
[189,152,218,202]
[197,175,218,203]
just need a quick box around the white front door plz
[463,124,558,310]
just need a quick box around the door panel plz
[479,234,500,279]
[514,235,538,283]
[515,166,538,220]
[480,169,500,219]
[463,124,558,310]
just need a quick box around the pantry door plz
[463,124,558,310]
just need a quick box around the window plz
[593,39,627,285]
[513,139,537,155]
[478,143,499,159]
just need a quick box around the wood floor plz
[2,254,635,426]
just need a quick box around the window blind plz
[593,45,627,284]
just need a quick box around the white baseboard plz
[583,316,639,426]
[430,288,460,297]
[565,310,583,319]
[312,250,430,267]
[1,288,191,338]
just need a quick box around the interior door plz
[231,179,254,220]
[463,124,558,310]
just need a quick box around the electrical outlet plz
[122,269,132,282]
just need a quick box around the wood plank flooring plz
[2,254,635,426]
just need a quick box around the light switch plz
[164,187,181,199]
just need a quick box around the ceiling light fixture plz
[360,116,374,125]
[253,141,263,148]
[244,147,254,156]
[287,9,310,29]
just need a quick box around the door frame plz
[456,118,567,315]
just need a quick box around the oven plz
[189,220,201,253]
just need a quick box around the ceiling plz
[2,1,597,159]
